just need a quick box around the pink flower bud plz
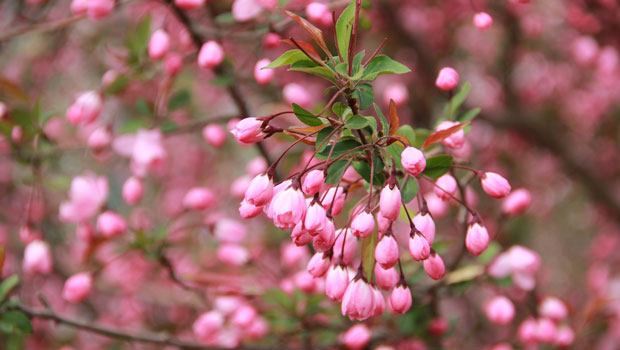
[148,29,170,60]
[263,32,281,48]
[0,102,7,119]
[23,240,53,275]
[246,156,267,176]
[466,222,489,256]
[193,311,223,344]
[66,91,102,125]
[216,244,249,266]
[87,127,111,152]
[244,174,273,207]
[484,295,515,325]
[428,317,449,336]
[230,117,264,144]
[555,326,574,346]
[409,233,430,261]
[175,0,205,11]
[281,242,308,268]
[376,212,390,234]
[312,218,335,251]
[271,187,307,230]
[401,146,426,176]
[370,286,385,318]
[375,234,399,269]
[325,264,349,301]
[351,210,374,238]
[343,324,371,350]
[202,124,227,148]
[383,82,409,106]
[62,272,93,303]
[71,0,88,14]
[122,176,143,205]
[246,316,269,340]
[481,172,511,199]
[302,170,324,195]
[473,12,493,30]
[239,200,262,219]
[19,226,40,244]
[232,0,263,22]
[183,187,215,211]
[96,211,127,238]
[294,271,316,293]
[231,176,251,198]
[435,67,459,91]
[304,202,327,235]
[517,318,538,345]
[413,212,435,245]
[435,120,465,149]
[11,126,22,142]
[85,0,114,20]
[538,297,568,321]
[389,284,412,314]
[536,318,558,343]
[198,41,224,69]
[283,83,312,108]
[254,58,274,85]
[164,53,183,76]
[307,252,331,277]
[434,173,457,200]
[501,188,531,216]
[333,229,357,265]
[342,278,375,321]
[306,2,328,23]
[380,185,401,221]
[291,222,312,246]
[423,251,446,280]
[572,36,599,65]
[322,186,345,216]
[374,264,399,290]
[213,218,246,244]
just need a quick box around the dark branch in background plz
[165,0,279,180]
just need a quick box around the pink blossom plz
[216,244,249,266]
[434,173,457,200]
[198,41,224,69]
[409,233,430,261]
[62,272,93,303]
[322,186,346,216]
[270,187,307,230]
[375,264,399,290]
[343,324,371,350]
[230,118,264,144]
[302,169,324,195]
[148,29,170,60]
[23,240,53,275]
[193,311,223,344]
[232,0,263,22]
[484,295,515,325]
[307,252,331,277]
[384,82,409,106]
[473,12,493,30]
[244,173,273,206]
[435,121,465,149]
[96,211,127,238]
[122,177,143,205]
[435,67,459,91]
[333,229,357,265]
[466,222,490,255]
[239,200,262,218]
[380,184,401,221]
[481,172,511,198]
[351,210,375,238]
[66,91,102,125]
[376,234,399,269]
[501,188,531,216]
[539,297,568,321]
[390,284,412,314]
[113,129,167,177]
[183,187,216,211]
[306,2,329,23]
[164,53,184,76]
[283,83,312,108]
[202,124,227,148]
[401,146,426,176]
[254,58,274,85]
[536,318,558,343]
[413,212,435,245]
[341,278,375,320]
[87,127,111,152]
[59,173,108,223]
[325,264,349,301]
[175,0,205,10]
[423,251,446,280]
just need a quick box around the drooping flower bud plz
[322,186,345,216]
[232,0,263,22]
[501,188,531,216]
[434,173,457,200]
[383,82,409,106]
[283,83,312,108]
[122,176,143,205]
[202,124,227,148]
[401,146,426,176]
[304,202,327,235]
[183,187,216,211]
[239,200,263,219]
[517,318,538,345]
[375,233,399,269]
[333,229,357,265]
[538,297,568,322]
[374,264,399,290]
[423,250,446,280]
[148,29,170,60]
[66,91,102,125]
[325,264,349,301]
[216,244,249,266]
[230,117,264,144]
[254,58,274,85]
[413,211,435,245]
[466,222,490,255]
[341,277,376,321]
[435,67,459,91]
[271,187,307,230]
[292,222,313,246]
[244,174,273,207]
[555,326,575,346]
[435,120,465,149]
[87,127,111,152]
[484,295,515,325]
[164,53,183,76]
[307,251,331,278]
[480,172,511,199]
[306,2,328,23]
[389,283,412,314]
[313,218,335,251]
[380,184,401,221]
[376,212,390,234]
[536,318,558,344]
[198,41,224,69]
[62,272,93,303]
[302,170,324,195]
[351,210,375,238]
[23,240,53,275]
[193,311,224,344]
[473,12,493,30]
[409,232,430,261]
[263,32,281,48]
[96,211,127,238]
[343,324,371,350]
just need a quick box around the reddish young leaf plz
[280,9,330,54]
[284,130,318,145]
[281,39,322,63]
[422,121,470,148]
[388,99,400,136]
[289,124,327,133]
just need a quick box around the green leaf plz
[364,116,377,134]
[335,62,349,77]
[160,120,178,133]
[263,288,295,312]
[317,139,362,159]
[373,103,389,136]
[265,50,308,69]
[126,15,151,65]
[413,128,431,149]
[395,125,416,146]
[104,75,130,95]
[135,99,153,116]
[292,103,322,126]
[0,311,32,334]
[351,50,366,78]
[477,241,501,264]
[456,107,481,122]
[211,75,235,87]
[421,155,453,179]
[444,82,471,119]
[315,126,335,152]
[289,60,336,83]
[335,0,356,64]
[0,275,18,302]
[361,231,377,279]
[345,115,370,129]
[400,177,419,203]
[325,159,350,184]
[352,161,385,186]
[168,90,191,111]
[332,102,348,117]
[363,55,411,81]
[385,143,404,170]
[118,117,148,134]
[352,83,374,110]
[214,12,235,24]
